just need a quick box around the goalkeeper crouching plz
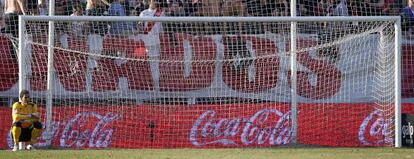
[11,90,42,151]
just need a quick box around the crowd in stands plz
[0,1,407,17]
[0,0,412,35]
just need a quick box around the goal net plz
[15,16,401,149]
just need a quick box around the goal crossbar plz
[19,16,401,23]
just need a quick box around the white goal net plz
[15,16,401,149]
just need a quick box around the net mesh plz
[13,17,398,148]
[0,0,407,149]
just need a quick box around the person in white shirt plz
[139,0,164,40]
[139,0,165,91]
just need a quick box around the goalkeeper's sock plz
[11,126,21,145]
[30,128,41,145]
[12,145,18,151]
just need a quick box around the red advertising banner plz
[1,103,408,149]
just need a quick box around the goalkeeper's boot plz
[26,144,35,150]
[12,145,18,151]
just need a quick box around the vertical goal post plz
[18,15,401,148]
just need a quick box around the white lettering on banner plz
[358,110,393,145]
[18,34,345,101]
[402,122,414,139]
[60,112,119,148]
[190,109,293,146]
[2,34,409,102]
[36,121,61,147]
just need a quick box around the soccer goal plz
[17,16,401,148]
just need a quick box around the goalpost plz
[18,15,401,148]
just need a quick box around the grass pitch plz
[0,148,413,159]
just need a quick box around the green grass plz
[0,148,413,159]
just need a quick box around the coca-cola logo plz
[190,108,292,146]
[7,112,119,148]
[60,112,119,148]
[402,122,414,138]
[358,110,393,145]
[402,122,414,146]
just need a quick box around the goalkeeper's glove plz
[29,113,40,119]
[31,112,40,117]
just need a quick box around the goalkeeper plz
[11,90,42,151]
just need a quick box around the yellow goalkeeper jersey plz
[12,102,39,122]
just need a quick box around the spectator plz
[55,1,68,15]
[357,0,383,15]
[367,0,386,15]
[185,0,221,35]
[386,1,403,16]
[38,0,47,15]
[269,0,289,34]
[26,0,40,15]
[139,0,165,91]
[4,0,28,38]
[125,0,139,15]
[108,0,135,35]
[324,0,349,31]
[329,0,349,16]
[245,0,288,16]
[182,0,198,16]
[222,0,246,34]
[381,0,402,15]
[166,0,185,16]
[164,0,185,37]
[324,0,335,16]
[222,0,246,16]
[119,0,129,15]
[139,0,165,34]
[194,0,220,16]
[55,0,71,37]
[401,0,414,33]
[244,0,287,33]
[131,0,149,15]
[85,0,110,36]
[298,1,310,16]
[86,0,110,15]
[126,0,139,12]
[3,0,30,63]
[274,0,289,16]
[316,0,330,16]
[322,0,349,16]
[129,5,139,16]
[300,0,317,16]
[319,0,349,63]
